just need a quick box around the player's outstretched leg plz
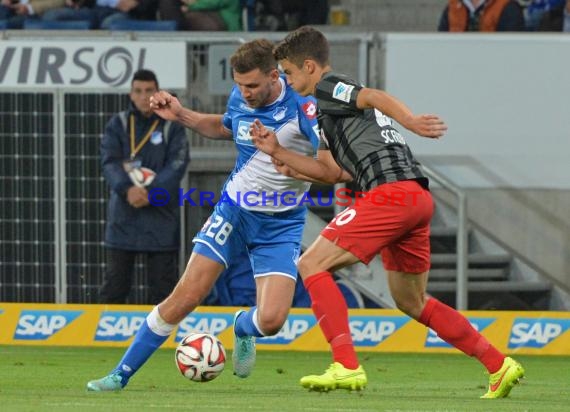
[300,362,367,392]
[232,310,256,378]
[481,357,525,399]
[86,306,174,391]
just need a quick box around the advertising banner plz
[1,303,569,355]
[0,41,186,89]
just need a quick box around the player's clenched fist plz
[150,91,183,121]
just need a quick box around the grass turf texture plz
[0,346,568,411]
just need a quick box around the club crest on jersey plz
[302,101,317,119]
[150,131,163,145]
[332,81,355,103]
[272,106,287,121]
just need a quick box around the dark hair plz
[132,69,159,88]
[230,39,277,74]
[273,26,329,68]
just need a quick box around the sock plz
[234,307,265,338]
[112,306,176,385]
[304,271,359,369]
[419,298,505,373]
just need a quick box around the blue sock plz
[111,319,169,386]
[235,307,265,338]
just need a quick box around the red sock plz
[304,271,359,369]
[419,298,505,373]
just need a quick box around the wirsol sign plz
[0,41,186,89]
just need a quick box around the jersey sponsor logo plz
[425,318,495,347]
[14,310,83,340]
[236,120,275,146]
[94,311,148,341]
[508,318,570,348]
[272,105,288,121]
[257,315,316,344]
[302,101,317,119]
[349,316,410,346]
[175,313,233,342]
[374,109,392,127]
[332,81,355,103]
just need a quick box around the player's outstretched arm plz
[356,88,447,139]
[272,156,352,184]
[251,120,350,184]
[150,91,231,140]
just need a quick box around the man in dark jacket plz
[100,69,189,304]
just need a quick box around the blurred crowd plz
[1,0,568,32]
[0,0,329,30]
[438,0,570,32]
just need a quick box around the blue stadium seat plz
[23,20,92,30]
[107,20,178,31]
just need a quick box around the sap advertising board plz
[0,41,186,89]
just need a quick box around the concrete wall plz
[384,34,570,190]
[380,33,570,290]
[337,0,446,32]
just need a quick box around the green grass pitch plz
[0,346,568,411]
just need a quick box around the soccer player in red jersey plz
[251,26,524,398]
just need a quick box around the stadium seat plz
[23,20,92,30]
[107,20,178,31]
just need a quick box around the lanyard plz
[129,114,159,159]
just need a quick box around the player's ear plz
[270,67,280,81]
[304,60,316,74]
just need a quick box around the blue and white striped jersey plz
[221,77,320,212]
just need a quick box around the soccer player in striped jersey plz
[251,26,524,398]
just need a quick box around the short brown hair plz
[273,26,329,68]
[230,39,277,74]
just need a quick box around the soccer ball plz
[175,333,226,382]
[128,167,156,188]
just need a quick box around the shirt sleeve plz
[315,73,363,114]
[222,86,238,132]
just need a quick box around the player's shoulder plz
[227,84,243,105]
[282,83,317,121]
[321,71,360,87]
[227,85,255,114]
[317,72,362,95]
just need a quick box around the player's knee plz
[257,310,287,336]
[298,254,318,278]
[393,296,423,320]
